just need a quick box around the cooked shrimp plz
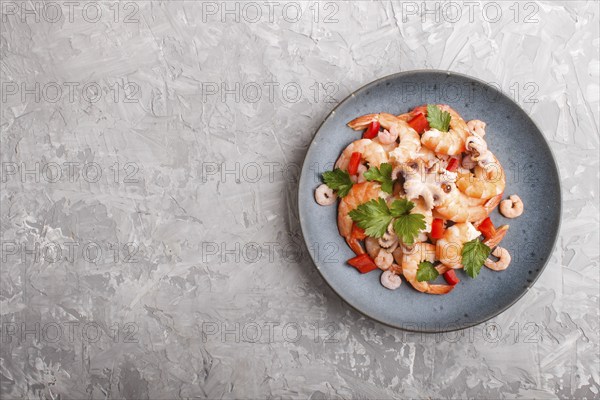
[482,225,509,249]
[375,250,393,270]
[377,128,398,145]
[434,186,502,223]
[455,158,506,199]
[337,182,381,255]
[500,195,524,218]
[421,105,470,155]
[436,222,481,268]
[373,137,397,153]
[315,184,337,206]
[348,113,421,163]
[484,247,511,271]
[404,104,427,119]
[350,164,368,184]
[402,242,454,294]
[467,119,486,137]
[380,270,402,290]
[335,139,388,171]
[396,111,412,122]
[435,264,452,275]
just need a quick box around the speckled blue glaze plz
[298,70,561,332]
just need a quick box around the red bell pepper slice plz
[443,270,460,285]
[446,158,459,172]
[430,218,445,239]
[478,217,496,239]
[348,152,361,175]
[407,113,429,134]
[363,121,380,139]
[347,254,378,274]
[351,224,367,240]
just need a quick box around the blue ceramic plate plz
[298,70,561,332]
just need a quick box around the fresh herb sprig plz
[363,163,394,194]
[322,169,353,197]
[426,104,452,132]
[462,238,492,278]
[348,198,392,237]
[416,261,439,282]
[349,198,425,243]
[390,199,426,245]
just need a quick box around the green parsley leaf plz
[426,104,452,132]
[349,197,426,242]
[388,199,426,244]
[363,163,394,194]
[393,213,426,245]
[389,198,415,217]
[349,198,393,238]
[417,261,439,282]
[322,169,353,197]
[462,238,492,278]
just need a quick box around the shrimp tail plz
[347,113,404,131]
[423,284,454,295]
[483,225,509,249]
[347,237,365,256]
[347,114,379,130]
[484,192,503,213]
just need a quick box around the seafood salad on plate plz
[314,104,525,295]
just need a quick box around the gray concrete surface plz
[1,1,598,399]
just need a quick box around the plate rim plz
[297,69,563,333]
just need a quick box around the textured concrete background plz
[0,1,598,399]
